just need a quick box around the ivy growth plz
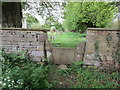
[94,40,102,61]
[106,33,112,47]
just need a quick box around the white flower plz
[17,80,21,83]
[0,81,2,84]
[59,82,62,84]
[4,78,7,81]
[12,81,14,83]
[3,83,6,86]
[7,77,10,79]
[8,84,11,87]
[7,79,10,82]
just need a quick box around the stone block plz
[38,34,47,42]
[37,45,44,51]
[30,51,44,57]
[84,59,100,66]
[31,56,42,61]
[52,47,76,64]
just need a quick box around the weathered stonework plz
[84,28,120,70]
[47,42,86,64]
[0,28,49,61]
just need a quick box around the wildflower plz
[4,78,7,81]
[0,81,2,84]
[17,80,21,84]
[3,83,6,86]
[59,82,62,84]
[7,77,10,79]
[8,84,11,87]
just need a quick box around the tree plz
[54,21,64,31]
[23,1,65,30]
[62,2,117,32]
[2,2,22,28]
[24,13,39,28]
[42,16,55,29]
[41,15,64,30]
[117,1,120,29]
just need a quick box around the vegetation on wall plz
[94,40,102,61]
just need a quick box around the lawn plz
[48,32,86,48]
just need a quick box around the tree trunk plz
[2,2,22,28]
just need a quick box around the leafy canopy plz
[62,2,117,32]
[22,2,65,30]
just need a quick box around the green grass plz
[47,62,119,88]
[48,32,86,48]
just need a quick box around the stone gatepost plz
[84,28,120,70]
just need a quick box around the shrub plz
[1,49,52,88]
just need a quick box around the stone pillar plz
[84,28,120,70]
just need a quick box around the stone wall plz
[84,28,120,70]
[0,28,48,61]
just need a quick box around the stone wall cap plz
[88,28,120,31]
[1,28,50,32]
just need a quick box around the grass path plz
[48,32,86,47]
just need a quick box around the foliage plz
[42,16,64,30]
[46,61,119,88]
[24,14,39,28]
[31,23,42,29]
[49,32,86,47]
[71,68,119,88]
[107,20,120,29]
[1,50,52,88]
[54,21,64,31]
[70,61,119,88]
[22,2,65,30]
[63,2,117,32]
[42,16,55,29]
[0,49,119,88]
[0,47,119,88]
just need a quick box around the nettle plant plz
[0,49,52,88]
